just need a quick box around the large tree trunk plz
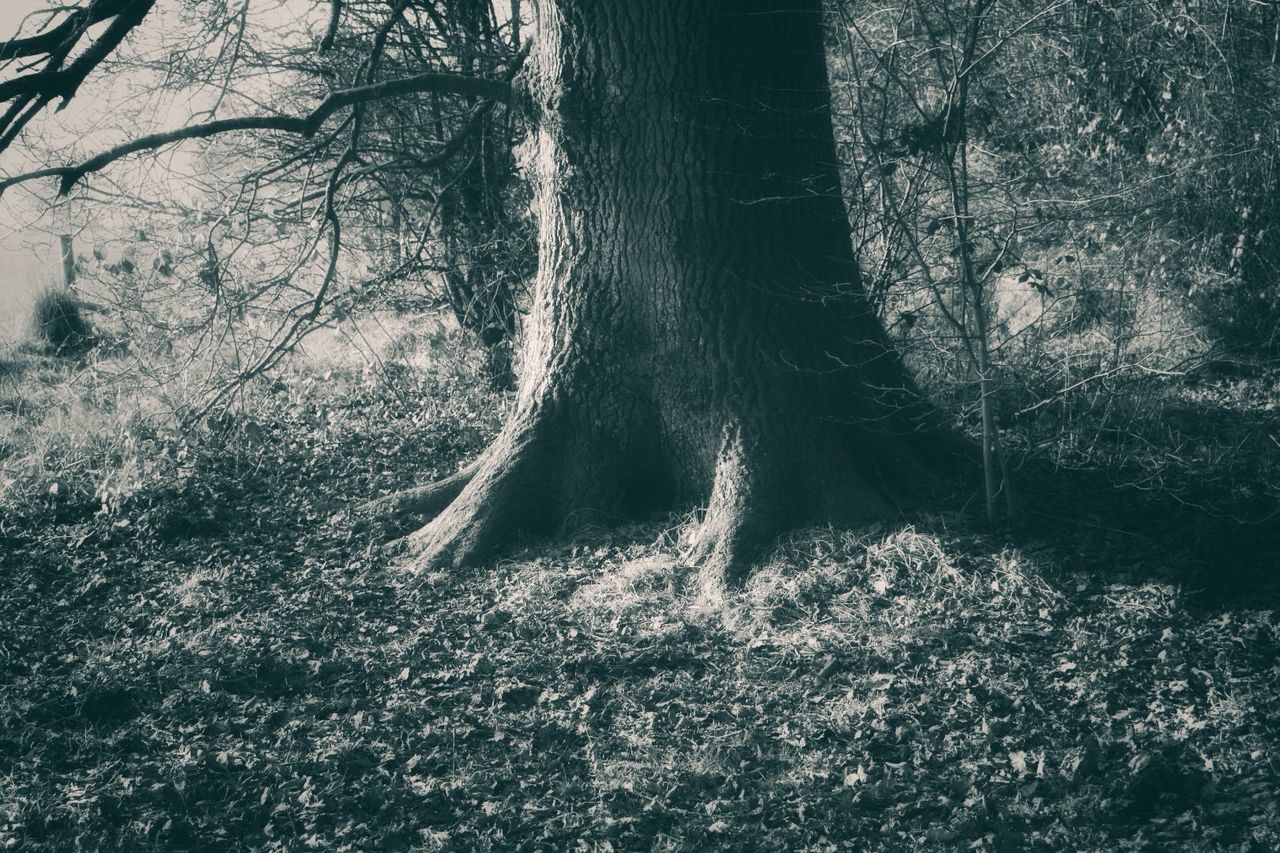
[397,0,964,585]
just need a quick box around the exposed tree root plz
[678,432,774,593]
[381,388,961,593]
[398,422,551,572]
[678,423,895,595]
[376,404,965,597]
[340,461,477,541]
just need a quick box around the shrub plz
[1188,275,1280,357]
[30,287,94,354]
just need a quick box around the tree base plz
[372,400,963,588]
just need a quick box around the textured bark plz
[399,0,966,583]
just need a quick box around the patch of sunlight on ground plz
[296,311,463,374]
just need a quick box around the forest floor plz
[2,320,1279,851]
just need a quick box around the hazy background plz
[0,235,61,343]
[0,3,65,341]
[0,0,233,343]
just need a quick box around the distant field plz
[0,240,60,344]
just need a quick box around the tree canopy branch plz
[319,0,344,53]
[0,0,158,146]
[0,0,137,61]
[0,68,516,197]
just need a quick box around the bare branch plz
[0,0,136,61]
[319,0,343,53]
[0,0,158,145]
[0,68,518,197]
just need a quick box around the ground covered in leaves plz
[2,341,1279,851]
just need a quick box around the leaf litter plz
[1,372,1278,851]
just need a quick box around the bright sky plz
[0,1,364,318]
[0,2,49,39]
[0,3,59,285]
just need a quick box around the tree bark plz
[397,0,965,585]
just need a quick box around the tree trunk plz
[397,0,964,585]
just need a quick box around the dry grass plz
[0,311,493,526]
